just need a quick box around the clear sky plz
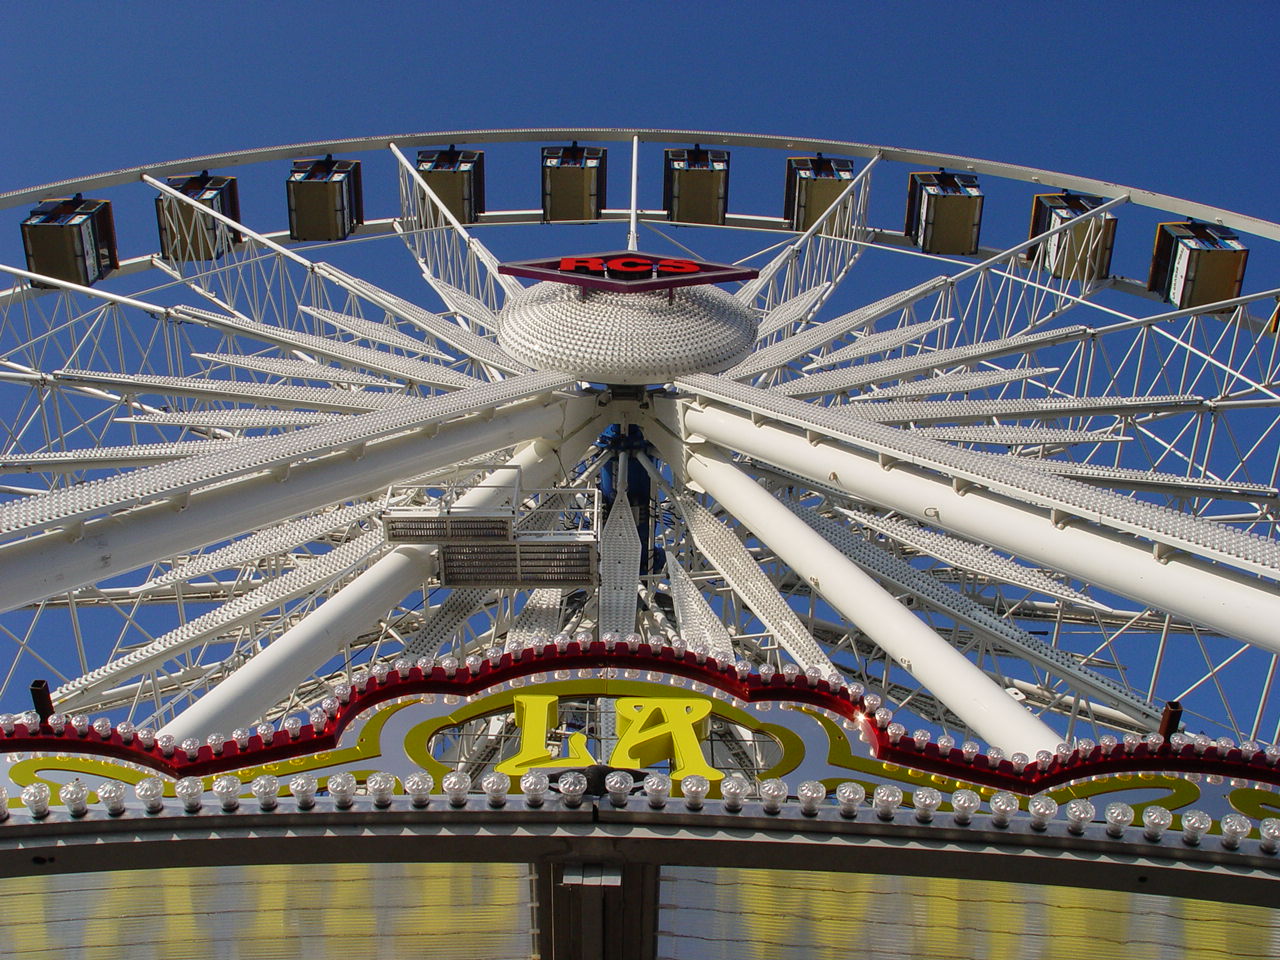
[1,1,1273,221]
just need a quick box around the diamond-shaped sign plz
[497,250,758,293]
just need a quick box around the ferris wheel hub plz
[496,281,757,384]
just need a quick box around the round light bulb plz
[174,777,203,813]
[886,722,906,745]
[289,773,318,810]
[135,776,166,815]
[157,734,176,757]
[604,770,633,808]
[327,772,357,810]
[232,728,250,750]
[835,781,865,819]
[1065,798,1095,835]
[283,717,303,740]
[1259,817,1280,854]
[1104,802,1134,838]
[556,771,587,809]
[211,775,241,812]
[961,741,980,762]
[46,713,66,735]
[720,776,751,813]
[1142,805,1173,841]
[872,783,903,821]
[250,775,280,811]
[936,734,956,755]
[642,773,671,809]
[681,775,711,811]
[796,780,826,817]
[59,780,89,818]
[366,772,397,808]
[1028,794,1058,830]
[255,723,276,747]
[442,771,472,808]
[951,789,981,825]
[403,772,434,808]
[1181,809,1212,846]
[759,778,789,815]
[989,791,1019,827]
[1010,752,1029,773]
[518,771,547,808]
[481,772,510,808]
[986,746,1005,770]
[1220,813,1252,850]
[21,783,51,819]
[912,786,942,823]
[136,727,156,749]
[97,780,127,816]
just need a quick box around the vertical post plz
[627,135,640,252]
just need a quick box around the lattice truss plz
[0,132,1277,765]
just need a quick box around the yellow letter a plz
[608,696,721,781]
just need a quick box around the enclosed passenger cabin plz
[416,148,485,224]
[905,171,983,255]
[663,146,729,225]
[286,157,364,242]
[154,173,241,262]
[541,143,607,222]
[21,196,118,286]
[784,155,856,231]
[1027,193,1116,282]
[1149,222,1248,311]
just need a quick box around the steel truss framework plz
[0,129,1277,760]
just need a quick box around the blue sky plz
[2,2,1272,221]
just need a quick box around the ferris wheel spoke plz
[134,498,389,594]
[189,352,405,387]
[320,267,527,375]
[0,378,584,614]
[49,367,407,412]
[158,415,603,739]
[783,499,1158,727]
[753,284,831,343]
[664,549,734,664]
[173,304,482,389]
[402,588,494,658]
[53,527,389,712]
[298,306,453,361]
[665,374,1280,647]
[389,142,522,309]
[649,431,1060,753]
[735,155,876,312]
[648,468,834,677]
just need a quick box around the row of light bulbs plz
[3,771,1275,853]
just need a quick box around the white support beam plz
[0,392,595,614]
[662,397,1280,654]
[647,428,1060,755]
[160,422,602,740]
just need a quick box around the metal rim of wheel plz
[0,127,1277,760]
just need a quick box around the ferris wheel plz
[0,127,1277,762]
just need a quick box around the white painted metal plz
[666,396,1280,652]
[597,456,641,636]
[660,437,1061,754]
[160,424,601,739]
[0,390,591,613]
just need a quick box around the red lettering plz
[559,257,606,274]
[606,256,656,280]
[657,259,700,274]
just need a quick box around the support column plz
[649,427,1060,755]
[160,419,602,740]
[670,400,1280,654]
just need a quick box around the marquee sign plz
[497,251,758,293]
[3,640,1280,823]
